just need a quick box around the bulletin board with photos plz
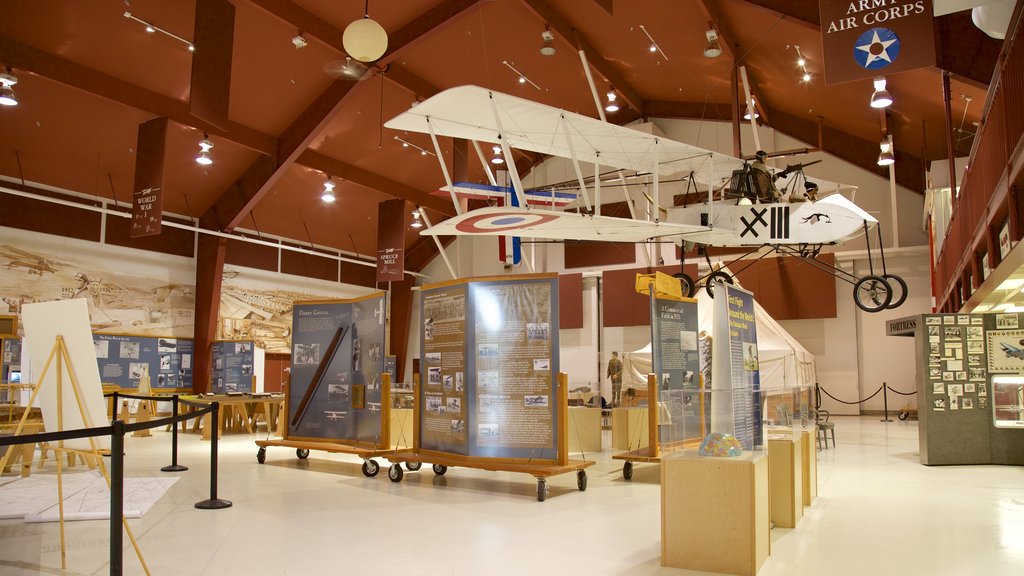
[92,333,194,390]
[210,340,255,394]
[923,314,988,414]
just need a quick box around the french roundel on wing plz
[454,211,561,233]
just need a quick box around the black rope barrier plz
[818,384,884,405]
[887,386,917,396]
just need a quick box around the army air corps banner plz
[819,0,936,85]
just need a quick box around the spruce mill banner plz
[819,0,936,85]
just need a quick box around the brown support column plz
[193,234,227,394]
[942,72,958,198]
[389,279,415,382]
[1008,185,1021,242]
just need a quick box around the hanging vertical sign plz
[130,117,167,238]
[376,199,405,283]
[819,0,936,86]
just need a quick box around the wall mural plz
[0,229,374,356]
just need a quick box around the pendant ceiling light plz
[491,145,505,165]
[0,69,17,107]
[605,90,619,113]
[410,209,423,228]
[195,134,213,165]
[870,76,893,109]
[321,176,336,203]
[343,1,388,62]
[877,138,895,166]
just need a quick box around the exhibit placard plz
[650,293,702,446]
[93,334,193,389]
[711,284,762,451]
[210,341,254,393]
[289,293,387,443]
[420,275,560,460]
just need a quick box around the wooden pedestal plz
[567,407,602,453]
[767,435,803,528]
[800,429,817,506]
[611,407,648,451]
[662,450,770,575]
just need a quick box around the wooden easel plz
[0,335,151,575]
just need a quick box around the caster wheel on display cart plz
[406,461,422,471]
[537,478,547,502]
[622,461,633,480]
[257,447,266,464]
[388,463,404,482]
[296,448,310,460]
[362,459,380,477]
[432,464,447,476]
[577,470,588,491]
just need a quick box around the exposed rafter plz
[0,34,276,156]
[297,150,455,216]
[519,0,645,115]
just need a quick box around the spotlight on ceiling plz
[540,29,556,56]
[877,138,895,166]
[342,3,388,62]
[870,76,893,108]
[411,209,423,228]
[605,90,620,113]
[195,134,213,165]
[0,69,18,107]
[703,28,722,58]
[321,176,336,203]
[491,145,505,165]
[801,72,811,82]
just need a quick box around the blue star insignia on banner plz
[853,27,900,70]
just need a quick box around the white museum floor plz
[1,416,1022,576]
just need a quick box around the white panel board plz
[21,299,110,451]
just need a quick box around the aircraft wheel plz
[853,275,892,312]
[296,448,310,460]
[388,463,404,482]
[362,459,380,477]
[883,274,908,309]
[673,272,696,298]
[256,447,266,464]
[405,461,422,471]
[432,464,447,476]
[705,271,733,298]
[622,461,633,480]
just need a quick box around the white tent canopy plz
[623,290,816,394]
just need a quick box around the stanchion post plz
[880,382,893,422]
[195,402,232,510]
[161,395,188,472]
[110,419,125,576]
[111,391,119,421]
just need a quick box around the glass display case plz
[991,375,1024,428]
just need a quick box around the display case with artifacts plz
[991,375,1024,428]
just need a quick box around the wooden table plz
[180,395,285,439]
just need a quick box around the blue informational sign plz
[723,285,762,450]
[288,294,387,443]
[93,334,193,390]
[210,341,255,394]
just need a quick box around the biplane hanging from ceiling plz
[385,86,906,313]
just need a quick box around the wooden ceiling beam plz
[0,34,277,156]
[297,150,456,217]
[204,0,479,232]
[519,0,645,115]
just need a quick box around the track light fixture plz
[540,28,556,56]
[394,136,435,157]
[793,45,811,83]
[502,60,540,90]
[491,145,505,165]
[605,90,620,113]
[321,176,336,203]
[195,134,213,165]
[0,69,18,107]
[639,25,668,60]
[877,138,895,166]
[870,76,893,108]
[411,208,423,228]
[703,28,722,58]
[124,11,195,51]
